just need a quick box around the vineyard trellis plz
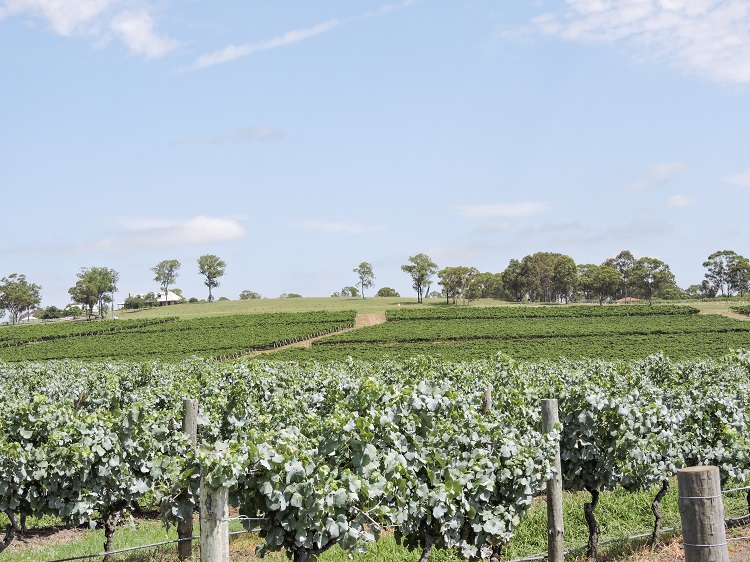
[2,350,750,560]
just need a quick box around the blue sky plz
[2,0,750,308]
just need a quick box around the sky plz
[2,0,750,308]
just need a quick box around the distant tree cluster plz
[239,290,263,300]
[395,249,717,306]
[376,287,400,297]
[4,247,750,323]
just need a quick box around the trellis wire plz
[49,535,200,562]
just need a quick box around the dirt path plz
[244,312,386,357]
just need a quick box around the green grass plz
[117,297,526,320]
[7,483,748,561]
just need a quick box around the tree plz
[552,255,579,303]
[341,286,360,297]
[438,266,478,304]
[0,274,42,324]
[70,267,119,319]
[376,287,400,297]
[197,255,226,302]
[401,253,438,303]
[629,257,676,305]
[579,264,620,305]
[68,281,97,318]
[703,250,737,297]
[728,255,750,297]
[500,259,525,302]
[239,290,262,300]
[40,306,66,320]
[467,272,504,300]
[512,252,577,303]
[151,260,180,305]
[603,250,636,299]
[353,262,375,299]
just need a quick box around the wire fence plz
[44,485,750,562]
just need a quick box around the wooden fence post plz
[677,466,729,562]
[178,398,198,560]
[482,385,493,415]
[200,476,230,562]
[542,399,564,562]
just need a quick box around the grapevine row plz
[2,352,750,558]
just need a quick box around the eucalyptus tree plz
[70,267,119,319]
[703,250,738,297]
[151,260,180,304]
[353,262,375,299]
[438,266,478,304]
[0,274,42,324]
[197,254,226,302]
[629,257,676,305]
[401,254,438,303]
[579,264,620,305]
[603,250,636,299]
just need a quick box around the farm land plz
[2,298,750,561]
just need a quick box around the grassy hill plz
[117,296,518,319]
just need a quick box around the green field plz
[269,304,750,362]
[0,310,356,362]
[1,299,748,362]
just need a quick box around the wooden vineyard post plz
[178,398,198,560]
[542,399,564,562]
[677,466,729,562]
[200,476,230,562]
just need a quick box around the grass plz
[117,296,750,321]
[6,482,748,561]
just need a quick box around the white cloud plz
[95,215,246,251]
[624,162,688,191]
[667,194,696,207]
[188,20,340,70]
[0,0,177,58]
[110,10,179,58]
[0,0,110,35]
[458,202,551,218]
[534,0,750,84]
[724,168,750,188]
[296,221,386,235]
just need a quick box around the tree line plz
[2,249,749,323]
[396,249,750,306]
[0,254,227,324]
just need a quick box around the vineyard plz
[269,305,750,362]
[0,311,356,362]
[3,352,750,560]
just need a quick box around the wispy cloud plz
[458,202,551,218]
[667,195,696,207]
[534,0,750,85]
[624,162,688,191]
[0,0,178,58]
[295,221,386,235]
[188,20,340,71]
[606,217,673,238]
[178,126,284,146]
[724,168,750,188]
[186,0,416,71]
[8,216,246,256]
